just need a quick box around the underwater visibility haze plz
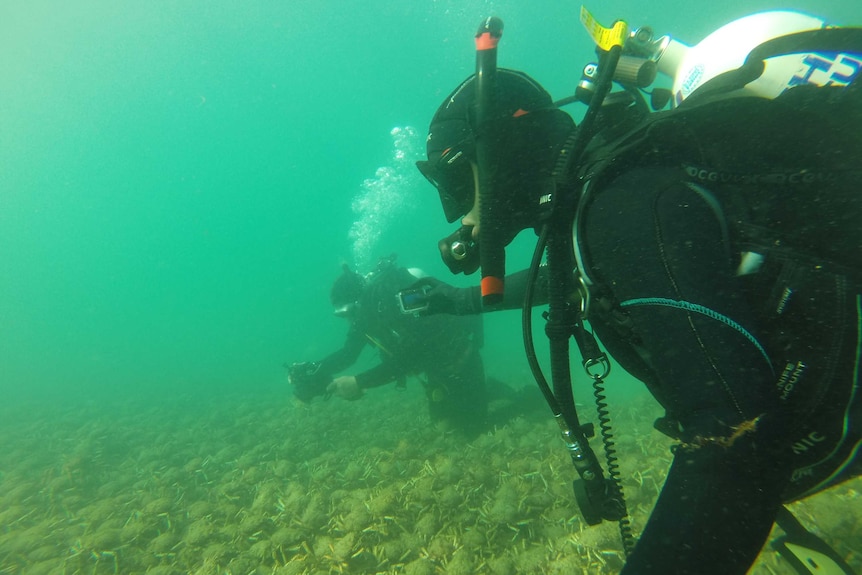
[1,1,861,574]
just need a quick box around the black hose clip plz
[573,476,627,525]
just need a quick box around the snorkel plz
[474,17,507,307]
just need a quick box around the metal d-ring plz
[584,355,610,380]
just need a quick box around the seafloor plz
[0,380,859,575]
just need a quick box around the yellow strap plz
[365,333,394,357]
[580,5,628,51]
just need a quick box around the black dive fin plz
[773,506,857,575]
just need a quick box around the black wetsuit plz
[574,85,862,573]
[437,84,862,572]
[318,265,486,432]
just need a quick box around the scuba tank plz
[661,11,858,106]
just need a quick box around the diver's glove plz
[405,278,482,316]
[326,376,364,400]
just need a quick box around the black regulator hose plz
[521,36,630,528]
[474,17,507,308]
[522,225,559,412]
[555,44,624,182]
[523,213,612,527]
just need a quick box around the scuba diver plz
[415,8,862,575]
[287,255,487,436]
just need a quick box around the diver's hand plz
[327,376,363,400]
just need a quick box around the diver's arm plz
[354,361,404,390]
[316,327,366,375]
[422,266,551,315]
[501,265,551,308]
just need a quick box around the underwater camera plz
[287,361,330,402]
[396,285,432,315]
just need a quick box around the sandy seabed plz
[0,382,859,575]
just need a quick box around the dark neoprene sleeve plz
[424,266,550,316]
